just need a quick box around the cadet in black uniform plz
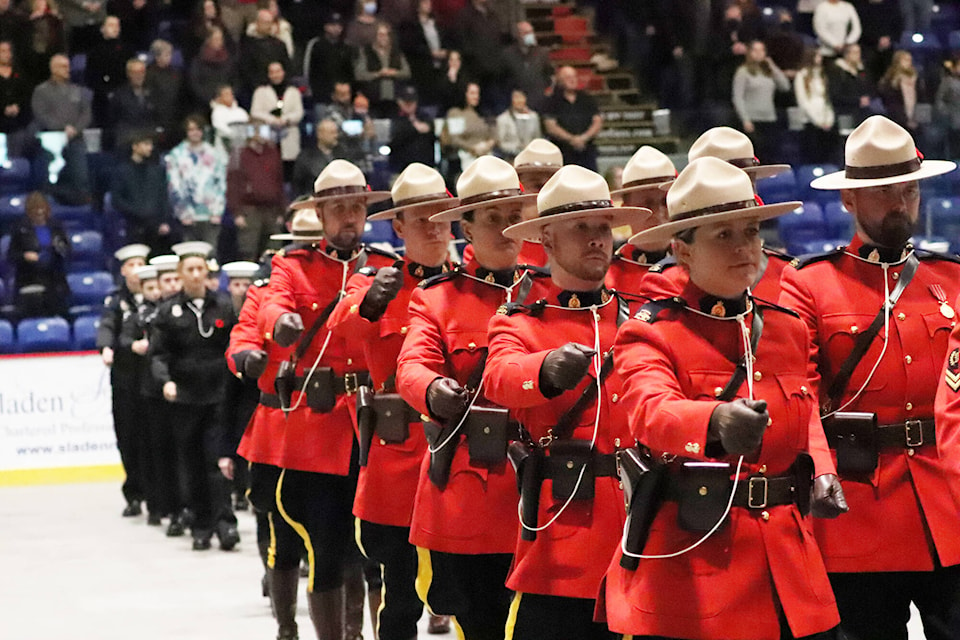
[96,243,150,518]
[150,242,238,551]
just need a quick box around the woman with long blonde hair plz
[878,49,924,130]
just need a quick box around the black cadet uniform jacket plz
[96,284,143,390]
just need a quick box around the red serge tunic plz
[605,246,669,299]
[603,282,838,640]
[327,258,448,528]
[933,297,960,521]
[780,237,960,573]
[258,241,397,476]
[396,262,549,554]
[461,240,548,268]
[483,284,631,600]
[228,277,292,467]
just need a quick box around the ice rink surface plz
[0,479,926,639]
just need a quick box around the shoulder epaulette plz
[364,244,402,260]
[763,246,795,263]
[633,297,683,323]
[419,269,461,289]
[519,264,551,277]
[357,266,378,277]
[915,247,960,265]
[647,256,680,274]
[500,298,547,317]
[752,296,800,319]
[253,277,270,288]
[791,246,845,269]
[280,242,311,256]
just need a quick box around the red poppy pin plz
[215,319,224,328]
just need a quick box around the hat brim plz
[628,201,801,246]
[269,232,325,241]
[431,193,537,222]
[809,160,957,190]
[516,165,561,177]
[367,196,461,221]
[611,179,674,199]
[290,190,392,210]
[503,206,652,242]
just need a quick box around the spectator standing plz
[878,49,924,131]
[189,26,237,108]
[732,39,790,163]
[899,0,932,36]
[542,65,602,171]
[453,0,507,112]
[238,9,289,98]
[388,84,435,174]
[795,0,824,35]
[495,88,541,162]
[795,48,839,163]
[705,3,749,120]
[209,84,249,153]
[218,0,258,46]
[435,48,467,112]
[317,81,374,167]
[111,133,175,254]
[145,39,183,148]
[187,0,233,61]
[108,0,159,53]
[110,58,159,151]
[249,61,303,179]
[31,53,93,204]
[85,15,132,127]
[344,0,382,50]
[291,118,343,198]
[828,43,873,131]
[354,22,411,118]
[8,191,70,318]
[765,9,806,82]
[443,81,494,171]
[226,124,285,261]
[813,0,862,60]
[22,0,66,92]
[243,0,293,59]
[858,0,901,52]
[58,0,107,53]
[164,114,228,249]
[935,52,960,158]
[304,12,353,103]
[503,20,553,111]
[398,0,449,108]
[0,0,29,60]
[0,41,33,157]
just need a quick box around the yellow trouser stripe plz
[266,511,277,569]
[274,469,316,592]
[504,591,523,640]
[414,546,433,609]
[354,516,369,559]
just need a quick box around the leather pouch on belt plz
[549,439,596,502]
[823,411,878,476]
[306,367,336,413]
[676,462,731,533]
[372,393,411,443]
[620,446,670,570]
[465,406,510,464]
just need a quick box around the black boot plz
[166,514,185,537]
[343,562,366,640]
[270,567,300,640]
[216,521,240,551]
[122,500,142,517]
[307,587,344,640]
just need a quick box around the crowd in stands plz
[1,0,960,346]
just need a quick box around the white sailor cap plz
[114,243,150,263]
[171,241,214,260]
[133,265,158,281]
[149,255,179,273]
[222,261,260,280]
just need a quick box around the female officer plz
[603,157,847,640]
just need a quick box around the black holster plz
[357,387,416,467]
[508,441,543,541]
[619,447,669,570]
[464,405,511,464]
[791,453,815,517]
[822,411,878,476]
[357,386,375,467]
[275,359,296,411]
[424,421,458,491]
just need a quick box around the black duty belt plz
[287,371,372,396]
[667,473,799,510]
[260,392,282,409]
[543,451,619,479]
[877,419,936,449]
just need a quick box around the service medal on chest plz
[942,303,955,319]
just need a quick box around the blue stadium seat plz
[950,30,960,51]
[0,318,13,353]
[363,220,397,246]
[778,202,825,255]
[756,168,798,204]
[17,316,71,353]
[899,31,942,53]
[72,314,100,350]
[0,193,25,228]
[66,271,113,309]
[0,234,11,284]
[0,159,31,195]
[795,164,841,206]
[51,202,97,231]
[926,197,960,248]
[823,201,854,241]
[68,230,105,271]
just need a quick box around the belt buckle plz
[747,476,768,509]
[343,373,359,396]
[905,420,924,447]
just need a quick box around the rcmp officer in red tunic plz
[641,127,795,302]
[326,163,457,640]
[483,165,651,639]
[259,161,398,640]
[780,116,960,640]
[604,157,845,640]
[224,241,307,640]
[394,158,545,640]
[605,146,676,297]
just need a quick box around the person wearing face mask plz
[504,21,553,112]
[483,165,651,640]
[603,156,844,640]
[250,60,303,178]
[345,0,382,50]
[780,116,960,640]
[259,160,399,640]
